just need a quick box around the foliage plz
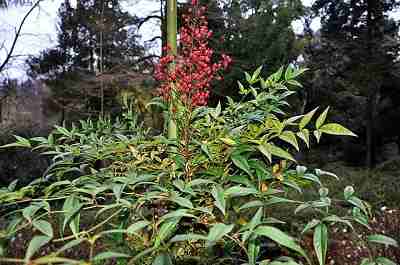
[303,0,400,167]
[201,0,305,99]
[0,65,397,265]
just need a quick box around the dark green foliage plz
[303,0,400,167]
[197,0,304,100]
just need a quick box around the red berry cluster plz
[154,3,232,107]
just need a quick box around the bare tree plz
[0,0,42,73]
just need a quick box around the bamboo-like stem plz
[166,0,177,139]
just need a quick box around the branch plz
[138,15,162,30]
[0,0,42,73]
[145,36,162,43]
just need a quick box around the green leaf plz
[296,129,310,148]
[258,144,272,163]
[347,196,368,216]
[170,233,207,243]
[282,180,302,193]
[300,107,318,130]
[231,152,252,176]
[201,143,212,159]
[112,183,125,201]
[319,123,357,137]
[245,71,252,82]
[322,215,353,230]
[264,196,300,206]
[62,196,82,237]
[170,196,193,209]
[352,208,370,229]
[263,143,296,162]
[315,169,339,180]
[22,204,41,222]
[291,67,308,79]
[241,208,263,242]
[248,208,263,230]
[0,135,31,148]
[367,234,398,247]
[316,107,330,129]
[301,219,320,234]
[267,259,302,265]
[55,238,85,254]
[313,223,328,265]
[302,173,322,186]
[188,178,215,187]
[127,220,151,234]
[376,257,397,265]
[32,220,53,238]
[287,79,303,88]
[93,251,130,261]
[214,102,221,117]
[25,236,51,261]
[254,226,309,262]
[152,253,173,265]
[239,200,264,211]
[211,185,226,216]
[284,66,293,80]
[220,137,236,146]
[248,238,260,265]
[7,179,18,191]
[31,256,81,264]
[224,186,258,197]
[155,217,180,246]
[279,131,299,151]
[251,66,263,83]
[272,66,284,82]
[207,223,234,242]
[158,209,196,223]
[360,258,376,265]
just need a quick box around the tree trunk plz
[365,0,384,169]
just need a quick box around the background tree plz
[304,0,400,167]
[27,0,151,122]
[0,0,42,75]
[196,0,305,100]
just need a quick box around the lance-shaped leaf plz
[263,143,295,162]
[211,185,226,216]
[316,107,330,129]
[314,223,328,265]
[254,226,309,263]
[231,152,252,176]
[367,234,398,247]
[279,131,299,151]
[207,223,234,243]
[299,107,318,130]
[319,123,357,137]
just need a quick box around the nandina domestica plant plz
[0,2,398,265]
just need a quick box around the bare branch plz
[0,0,42,73]
[145,36,161,43]
[138,15,162,30]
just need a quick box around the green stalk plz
[167,0,177,139]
